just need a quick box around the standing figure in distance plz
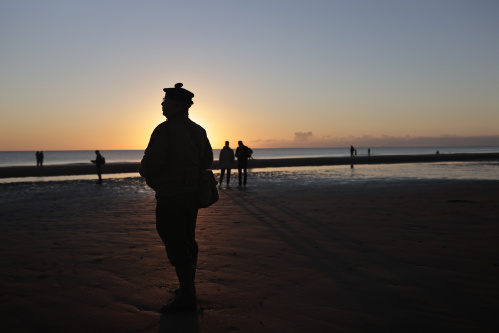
[218,141,234,188]
[235,140,252,188]
[350,145,355,158]
[36,151,40,166]
[91,150,105,184]
[39,151,44,166]
[139,83,213,312]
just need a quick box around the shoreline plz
[0,152,498,179]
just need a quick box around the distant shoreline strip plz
[1,153,498,179]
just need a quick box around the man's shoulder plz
[152,121,168,134]
[182,118,207,138]
[186,118,206,131]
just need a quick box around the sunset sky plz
[1,0,498,151]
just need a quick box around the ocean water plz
[248,161,499,185]
[1,146,498,167]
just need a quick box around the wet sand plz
[1,152,498,178]
[1,176,498,332]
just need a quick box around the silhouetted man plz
[235,140,252,187]
[218,141,235,188]
[140,83,213,312]
[91,150,105,184]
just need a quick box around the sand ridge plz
[1,152,498,178]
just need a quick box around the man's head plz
[225,141,229,146]
[162,83,194,119]
[238,141,243,146]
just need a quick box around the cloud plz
[342,135,499,148]
[294,131,313,142]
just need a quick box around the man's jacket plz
[139,116,213,197]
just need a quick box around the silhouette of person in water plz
[219,141,234,188]
[91,150,105,184]
[139,83,213,312]
[235,140,252,187]
[350,145,355,158]
[368,148,371,157]
[39,151,44,166]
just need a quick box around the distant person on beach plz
[139,83,213,312]
[91,150,105,184]
[36,151,44,166]
[368,148,371,157]
[219,141,235,188]
[235,140,252,188]
[350,145,355,158]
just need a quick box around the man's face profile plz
[162,96,178,118]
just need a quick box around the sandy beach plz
[1,152,498,179]
[1,172,498,332]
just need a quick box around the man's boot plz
[161,262,197,312]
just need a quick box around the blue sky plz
[1,0,498,150]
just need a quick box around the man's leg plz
[156,193,199,311]
[219,168,225,188]
[243,167,247,186]
[238,166,242,186]
[227,169,231,186]
[96,166,102,184]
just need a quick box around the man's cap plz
[163,83,194,101]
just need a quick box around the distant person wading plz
[139,83,213,312]
[91,150,105,184]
